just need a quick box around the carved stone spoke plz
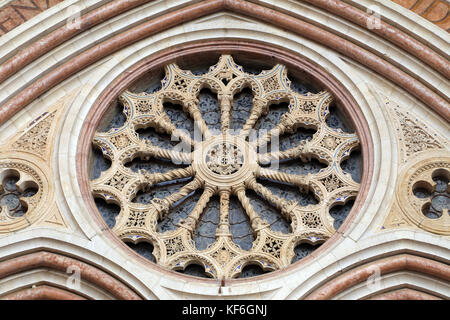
[254,123,287,149]
[140,141,192,164]
[256,167,311,189]
[218,93,233,134]
[257,141,313,164]
[90,55,361,279]
[139,166,194,186]
[150,178,202,218]
[233,184,269,233]
[183,99,212,139]
[217,189,232,237]
[246,177,298,220]
[178,185,215,232]
[240,97,269,138]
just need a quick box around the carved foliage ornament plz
[0,108,62,234]
[91,55,360,279]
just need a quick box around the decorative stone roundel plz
[397,151,450,235]
[90,55,361,279]
[195,135,255,188]
[0,159,46,233]
[205,141,244,176]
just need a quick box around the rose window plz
[90,55,361,279]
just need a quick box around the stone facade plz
[0,0,448,299]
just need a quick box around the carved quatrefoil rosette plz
[90,55,361,279]
[0,158,49,233]
[397,151,450,235]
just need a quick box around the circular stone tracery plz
[0,160,46,232]
[89,54,362,279]
[398,152,450,235]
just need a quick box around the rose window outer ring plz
[78,43,373,281]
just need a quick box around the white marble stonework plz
[0,0,448,300]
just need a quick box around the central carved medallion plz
[206,142,243,176]
[192,135,256,189]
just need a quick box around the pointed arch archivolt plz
[304,254,450,300]
[0,251,142,300]
[0,0,448,128]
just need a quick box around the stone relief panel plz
[0,93,74,234]
[90,55,362,279]
[11,111,56,158]
[391,105,445,164]
[381,98,449,235]
[396,152,449,235]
